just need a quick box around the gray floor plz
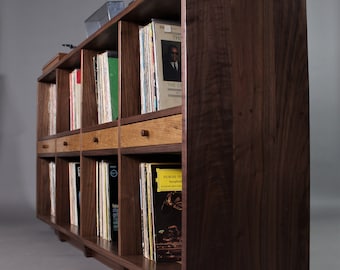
[0,207,110,270]
[0,205,339,269]
[310,205,340,270]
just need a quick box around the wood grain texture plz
[81,49,98,128]
[56,69,71,133]
[82,127,119,151]
[119,21,141,118]
[37,139,56,154]
[118,155,142,256]
[36,158,52,217]
[183,1,234,269]
[56,134,81,152]
[80,156,97,238]
[121,106,181,125]
[183,0,309,270]
[83,237,181,270]
[55,158,70,226]
[36,0,309,269]
[37,82,51,138]
[120,114,182,148]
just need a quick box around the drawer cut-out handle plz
[141,129,149,137]
[93,137,99,143]
[63,141,68,146]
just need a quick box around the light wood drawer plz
[82,127,118,151]
[37,139,55,154]
[120,114,182,148]
[56,134,81,152]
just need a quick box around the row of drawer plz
[37,115,181,154]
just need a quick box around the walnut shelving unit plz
[36,0,310,269]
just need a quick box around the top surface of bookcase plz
[38,0,181,83]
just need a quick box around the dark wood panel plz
[55,151,81,158]
[37,83,51,138]
[82,120,118,133]
[183,0,309,270]
[121,106,181,125]
[83,237,182,270]
[81,49,99,128]
[36,158,52,217]
[37,153,56,159]
[38,134,58,141]
[38,69,56,83]
[231,1,271,269]
[269,1,310,269]
[80,156,97,238]
[82,149,118,157]
[183,0,234,269]
[55,158,70,225]
[118,155,142,256]
[120,144,181,155]
[56,69,71,133]
[232,1,309,269]
[119,21,141,118]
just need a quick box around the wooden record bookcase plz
[36,0,310,269]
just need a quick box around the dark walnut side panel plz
[183,0,234,269]
[183,0,309,270]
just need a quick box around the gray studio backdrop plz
[0,0,339,268]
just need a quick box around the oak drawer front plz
[56,134,81,152]
[82,127,118,151]
[120,114,182,148]
[37,139,55,154]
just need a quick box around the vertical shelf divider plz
[56,69,71,133]
[37,82,51,138]
[55,157,70,226]
[80,156,97,238]
[118,155,142,256]
[119,20,141,119]
[81,49,98,129]
[36,158,52,218]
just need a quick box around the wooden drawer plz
[56,134,81,152]
[120,114,182,148]
[82,127,118,151]
[37,139,55,154]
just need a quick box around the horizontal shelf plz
[82,149,118,157]
[37,214,56,226]
[121,106,182,125]
[37,215,82,244]
[38,108,181,140]
[83,237,181,270]
[38,215,181,270]
[37,153,56,158]
[121,144,182,155]
[55,151,81,157]
[82,121,118,133]
[54,129,81,138]
[38,134,58,141]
